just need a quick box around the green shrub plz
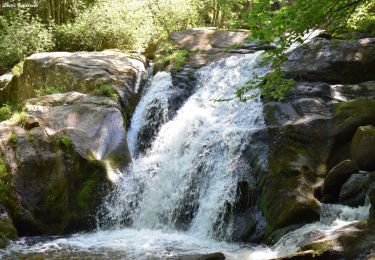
[55,0,155,52]
[0,155,7,179]
[0,11,54,69]
[10,61,24,76]
[93,84,119,101]
[156,49,190,71]
[8,132,17,146]
[55,134,72,149]
[0,104,13,122]
[11,112,28,127]
[34,86,65,97]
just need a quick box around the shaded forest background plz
[0,0,374,75]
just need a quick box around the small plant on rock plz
[7,132,17,146]
[94,84,120,102]
[0,103,13,122]
[55,134,72,149]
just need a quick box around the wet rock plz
[351,125,375,171]
[0,205,17,248]
[322,160,359,203]
[6,51,148,120]
[282,37,375,83]
[339,172,375,207]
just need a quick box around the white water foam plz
[104,52,268,240]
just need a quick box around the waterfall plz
[127,72,173,158]
[101,52,268,239]
[1,51,372,260]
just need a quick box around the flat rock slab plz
[170,28,250,51]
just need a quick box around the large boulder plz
[0,92,131,235]
[351,125,375,171]
[7,51,148,120]
[282,37,375,83]
[24,92,131,171]
[321,160,359,203]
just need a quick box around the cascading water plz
[101,52,268,239]
[0,51,371,260]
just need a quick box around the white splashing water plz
[1,51,371,260]
[103,52,267,239]
[127,72,173,157]
[268,203,370,258]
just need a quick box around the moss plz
[7,132,17,146]
[54,134,72,150]
[155,48,190,71]
[301,239,337,257]
[76,160,105,211]
[93,84,120,102]
[0,103,13,122]
[34,86,66,97]
[333,98,375,140]
[11,111,28,127]
[10,60,24,76]
[225,43,242,51]
[0,217,18,248]
[260,124,326,236]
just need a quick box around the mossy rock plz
[351,125,375,171]
[260,122,327,238]
[333,99,375,142]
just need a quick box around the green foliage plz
[0,104,13,122]
[241,0,373,101]
[34,86,65,97]
[55,0,155,52]
[55,134,72,149]
[11,112,28,126]
[77,178,97,210]
[146,0,202,36]
[237,67,295,101]
[93,84,119,101]
[10,61,24,76]
[0,11,54,69]
[0,155,7,179]
[156,49,190,71]
[7,132,17,146]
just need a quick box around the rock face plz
[257,35,375,241]
[321,160,359,203]
[351,125,375,171]
[339,172,375,207]
[24,92,131,171]
[282,37,375,83]
[0,93,129,235]
[5,51,149,120]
